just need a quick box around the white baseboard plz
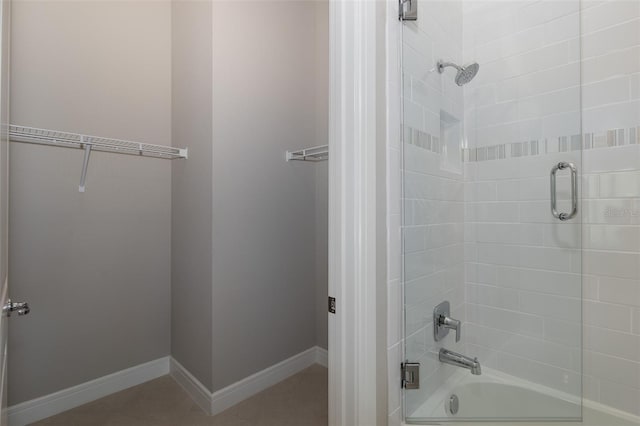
[209,345,325,415]
[171,345,328,416]
[315,346,328,367]
[8,357,170,426]
[7,345,327,425]
[169,357,213,415]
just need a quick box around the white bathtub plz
[405,368,640,426]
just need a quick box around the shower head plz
[437,60,480,86]
[455,63,479,86]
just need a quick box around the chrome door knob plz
[3,299,30,317]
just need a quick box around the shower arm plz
[437,61,463,73]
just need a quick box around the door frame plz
[327,0,386,425]
[0,0,9,422]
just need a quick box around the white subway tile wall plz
[463,1,582,148]
[399,0,467,418]
[386,0,404,423]
[463,0,640,416]
[389,0,640,422]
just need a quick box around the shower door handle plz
[550,162,578,221]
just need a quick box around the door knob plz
[3,299,30,317]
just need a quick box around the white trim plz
[209,346,321,415]
[7,357,170,426]
[169,357,213,415]
[315,346,328,368]
[328,0,380,425]
[7,346,327,426]
[171,346,327,417]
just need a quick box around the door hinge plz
[328,296,336,314]
[401,361,420,389]
[399,0,418,21]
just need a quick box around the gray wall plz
[210,0,327,391]
[8,1,172,404]
[315,163,328,350]
[314,1,329,351]
[0,0,10,416]
[170,0,328,393]
[9,0,328,403]
[170,0,214,391]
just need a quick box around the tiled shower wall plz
[403,138,466,416]
[386,0,403,421]
[387,0,470,420]
[388,0,640,423]
[580,0,640,414]
[462,0,584,401]
[401,0,467,417]
[463,0,640,416]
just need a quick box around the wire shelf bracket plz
[285,144,328,162]
[9,125,188,192]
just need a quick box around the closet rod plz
[286,144,328,162]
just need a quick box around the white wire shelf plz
[9,125,188,159]
[285,144,328,162]
[9,124,188,192]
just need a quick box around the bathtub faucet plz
[439,348,481,375]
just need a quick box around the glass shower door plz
[401,0,582,422]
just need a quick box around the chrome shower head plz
[437,60,480,86]
[455,63,479,86]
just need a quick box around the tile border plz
[404,126,640,162]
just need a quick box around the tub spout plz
[439,348,482,375]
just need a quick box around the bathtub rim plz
[402,366,640,425]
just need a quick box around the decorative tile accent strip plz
[404,126,441,155]
[463,127,640,162]
[404,126,640,162]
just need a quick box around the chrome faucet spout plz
[439,348,481,375]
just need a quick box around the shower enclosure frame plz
[398,0,584,423]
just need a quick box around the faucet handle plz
[441,316,461,342]
[433,301,461,342]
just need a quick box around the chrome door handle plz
[3,299,30,317]
[550,162,578,221]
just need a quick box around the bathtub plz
[404,368,640,426]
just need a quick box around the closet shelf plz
[9,124,188,193]
[9,125,188,160]
[286,144,328,162]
